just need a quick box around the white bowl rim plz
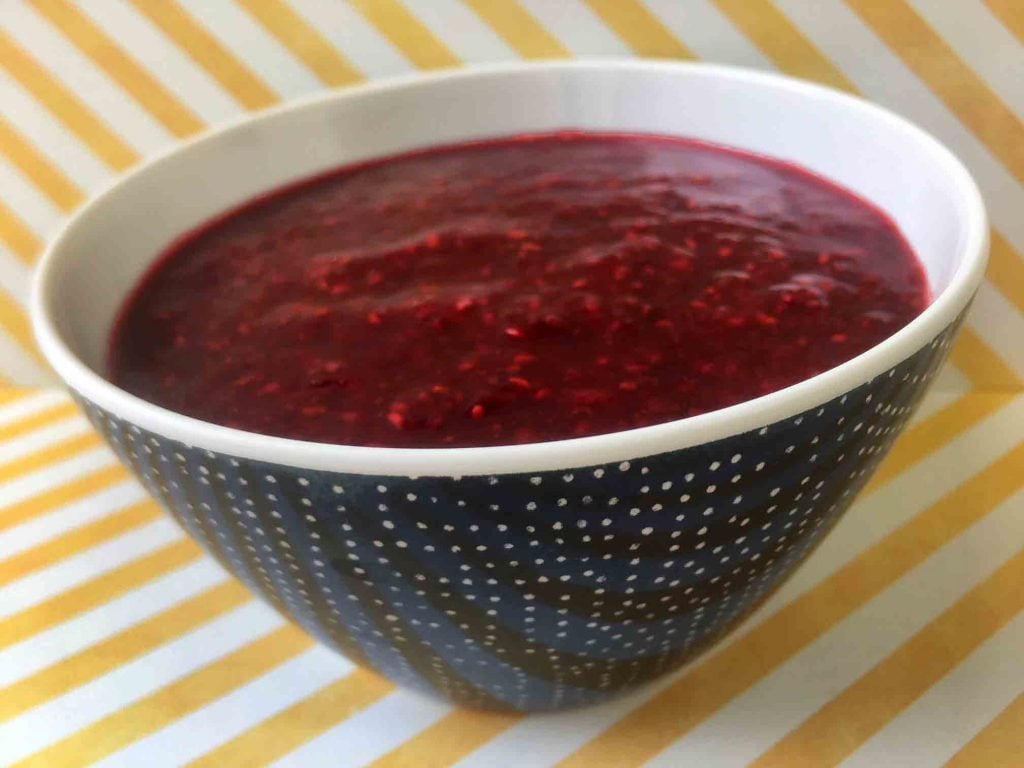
[32,59,989,477]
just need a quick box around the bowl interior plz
[44,64,973,373]
[32,63,986,476]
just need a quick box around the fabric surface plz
[0,1,1021,766]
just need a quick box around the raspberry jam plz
[108,133,929,448]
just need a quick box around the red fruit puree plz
[108,133,929,448]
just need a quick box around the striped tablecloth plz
[1,2,1022,766]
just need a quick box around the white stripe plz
[0,327,50,387]
[746,393,1024,625]
[454,660,688,768]
[930,361,971,395]
[73,0,240,124]
[0,67,111,191]
[648,487,1024,767]
[98,646,354,768]
[0,2,171,155]
[0,517,183,620]
[289,0,411,77]
[401,0,517,63]
[0,389,69,429]
[911,360,973,425]
[0,242,32,306]
[0,416,91,464]
[0,558,226,688]
[907,0,1024,122]
[966,285,1024,383]
[0,446,117,513]
[176,0,322,99]
[772,0,1024,356]
[909,383,964,425]
[0,601,283,764]
[0,480,145,560]
[518,0,631,56]
[270,689,452,768]
[643,0,775,69]
[0,154,63,238]
[842,610,1024,768]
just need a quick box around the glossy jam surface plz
[109,133,929,448]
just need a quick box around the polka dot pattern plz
[77,322,957,711]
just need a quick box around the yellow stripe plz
[846,0,1024,189]
[864,391,1016,492]
[582,0,694,59]
[0,400,78,444]
[347,0,460,70]
[0,388,34,408]
[985,0,1024,45]
[125,0,278,111]
[0,432,100,486]
[0,580,249,722]
[371,709,518,768]
[0,116,83,211]
[236,0,363,88]
[711,0,854,89]
[190,668,394,767]
[0,289,45,369]
[27,0,204,138]
[0,500,159,587]
[987,231,1024,320]
[946,691,1024,767]
[0,463,128,534]
[0,201,42,265]
[0,30,138,171]
[16,626,313,768]
[0,538,200,650]
[752,548,1024,767]
[464,0,570,59]
[557,441,1024,767]
[948,328,1022,391]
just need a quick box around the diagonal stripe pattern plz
[0,2,1021,765]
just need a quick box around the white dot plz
[641,527,654,535]
[593,468,605,478]
[619,461,631,471]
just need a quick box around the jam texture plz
[109,133,929,447]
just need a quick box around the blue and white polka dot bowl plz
[33,62,987,711]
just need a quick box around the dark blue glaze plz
[77,322,957,711]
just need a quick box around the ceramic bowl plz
[33,61,987,711]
